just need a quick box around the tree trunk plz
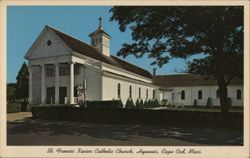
[218,74,229,114]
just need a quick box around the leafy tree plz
[16,62,29,101]
[110,6,243,113]
[7,83,16,101]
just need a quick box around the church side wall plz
[163,85,243,106]
[74,65,102,101]
[102,75,154,106]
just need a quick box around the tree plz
[110,6,243,113]
[7,83,16,101]
[16,62,29,101]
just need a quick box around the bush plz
[143,99,149,108]
[125,97,135,108]
[153,99,159,107]
[193,99,197,107]
[7,102,21,113]
[86,100,123,108]
[139,99,144,108]
[135,98,143,109]
[206,97,212,108]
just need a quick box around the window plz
[91,39,94,45]
[74,86,77,97]
[146,89,148,99]
[46,66,54,77]
[139,87,141,99]
[47,40,52,46]
[153,90,155,99]
[237,89,241,100]
[59,65,68,76]
[216,89,220,98]
[99,37,102,43]
[198,90,202,100]
[74,64,80,75]
[129,85,132,98]
[181,90,185,100]
[117,83,121,98]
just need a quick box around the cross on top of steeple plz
[98,17,102,29]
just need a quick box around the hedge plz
[86,100,123,108]
[32,106,243,129]
[7,102,28,113]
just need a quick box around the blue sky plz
[7,6,193,83]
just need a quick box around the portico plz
[29,61,78,105]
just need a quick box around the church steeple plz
[89,17,111,56]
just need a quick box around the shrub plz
[7,102,21,113]
[139,99,144,108]
[206,97,212,108]
[125,97,135,108]
[193,99,197,107]
[161,99,168,107]
[143,99,149,108]
[153,99,159,107]
[135,98,143,109]
[86,100,123,108]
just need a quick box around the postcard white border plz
[0,0,249,158]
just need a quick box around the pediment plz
[24,26,72,60]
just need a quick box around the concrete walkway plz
[7,112,32,121]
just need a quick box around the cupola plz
[89,17,111,56]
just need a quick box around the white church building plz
[24,19,243,107]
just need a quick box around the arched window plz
[129,85,132,98]
[146,89,148,99]
[198,90,202,100]
[139,87,141,98]
[216,89,220,98]
[181,90,185,100]
[153,90,155,99]
[117,83,121,98]
[237,89,241,100]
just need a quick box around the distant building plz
[24,19,243,107]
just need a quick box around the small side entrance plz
[46,87,55,104]
[59,87,67,104]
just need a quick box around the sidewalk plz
[7,112,32,122]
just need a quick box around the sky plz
[7,6,195,83]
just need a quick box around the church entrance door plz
[46,87,55,104]
[59,87,67,104]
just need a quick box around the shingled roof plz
[48,26,152,79]
[153,74,243,87]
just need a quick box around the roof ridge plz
[111,55,152,75]
[47,25,101,52]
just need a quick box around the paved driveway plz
[7,112,243,146]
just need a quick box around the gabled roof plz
[47,26,151,79]
[153,74,243,87]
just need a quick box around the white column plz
[28,65,33,104]
[41,64,46,105]
[69,61,74,104]
[55,63,59,104]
